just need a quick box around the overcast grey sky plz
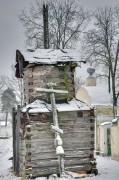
[0,0,119,76]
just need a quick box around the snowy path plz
[0,138,119,180]
[81,155,119,180]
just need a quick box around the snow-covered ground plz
[0,138,21,180]
[0,138,119,180]
[82,155,119,180]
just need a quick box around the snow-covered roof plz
[111,118,119,125]
[84,86,112,106]
[100,122,112,126]
[19,49,81,64]
[21,98,91,114]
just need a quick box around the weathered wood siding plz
[23,65,75,104]
[19,110,95,177]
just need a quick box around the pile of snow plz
[0,138,20,180]
[112,118,118,124]
[0,138,119,180]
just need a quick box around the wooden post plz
[36,83,68,177]
[15,105,20,175]
[5,111,8,126]
[12,107,16,172]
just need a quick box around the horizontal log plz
[25,157,91,169]
[21,114,94,123]
[24,147,93,155]
[35,88,68,94]
[59,124,94,130]
[25,164,92,177]
[24,152,92,161]
[22,119,93,126]
[25,135,94,145]
[26,126,94,135]
[26,129,94,137]
[63,142,94,149]
[25,166,59,176]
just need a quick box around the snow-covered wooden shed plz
[14,49,97,178]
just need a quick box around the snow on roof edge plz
[19,48,81,65]
[21,98,91,114]
[100,122,112,126]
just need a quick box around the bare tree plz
[83,6,119,108]
[1,87,17,126]
[20,0,89,49]
[4,76,24,107]
[0,72,23,125]
[0,76,5,93]
[74,75,84,94]
[0,76,6,110]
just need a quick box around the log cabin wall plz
[23,64,75,104]
[19,109,95,177]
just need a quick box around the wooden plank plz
[25,157,90,168]
[26,159,59,168]
[12,107,16,173]
[63,142,94,149]
[15,105,21,175]
[59,121,94,127]
[59,125,94,131]
[25,166,59,177]
[25,148,92,155]
[65,164,92,171]
[24,142,94,154]
[26,125,94,135]
[25,164,92,177]
[25,136,93,145]
[24,152,91,161]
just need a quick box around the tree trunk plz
[111,74,117,117]
[108,67,111,93]
[5,111,8,126]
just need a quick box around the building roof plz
[21,98,91,114]
[17,49,81,65]
[112,118,119,125]
[84,86,112,106]
[100,122,112,126]
[76,85,112,106]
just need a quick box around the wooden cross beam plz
[35,87,68,94]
